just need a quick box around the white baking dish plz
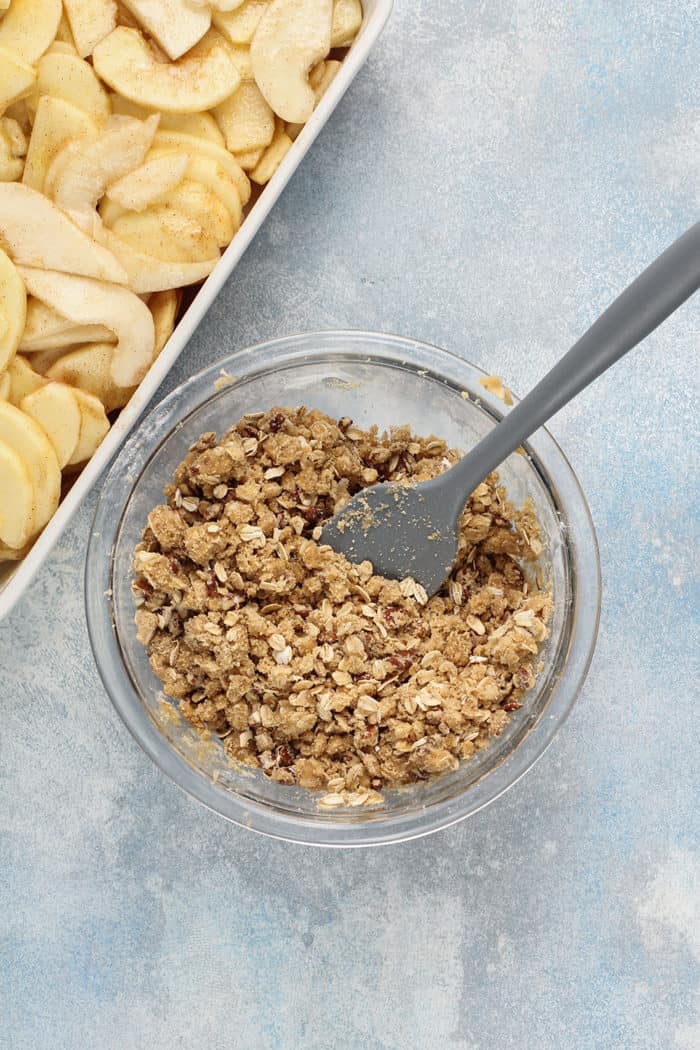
[0,0,393,622]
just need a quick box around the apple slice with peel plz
[0,184,128,285]
[0,248,26,374]
[96,222,219,294]
[20,382,81,469]
[93,27,241,113]
[20,298,114,354]
[7,355,47,405]
[214,80,275,153]
[63,0,117,58]
[0,438,35,549]
[46,342,134,413]
[110,206,221,264]
[18,267,155,388]
[106,152,189,212]
[120,0,211,60]
[109,94,225,144]
[0,401,60,533]
[0,47,36,113]
[67,388,110,466]
[29,52,111,124]
[22,96,98,192]
[0,0,63,64]
[47,114,159,224]
[251,0,332,123]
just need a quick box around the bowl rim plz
[85,329,601,847]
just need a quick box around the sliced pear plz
[18,266,155,388]
[213,0,269,44]
[250,121,292,184]
[109,94,225,143]
[63,0,117,58]
[22,96,98,192]
[214,79,275,153]
[96,223,219,293]
[0,437,35,548]
[28,52,111,124]
[106,152,188,211]
[150,289,180,356]
[251,0,332,123]
[0,371,9,400]
[0,0,63,64]
[68,388,110,465]
[48,114,159,222]
[110,206,221,264]
[7,355,47,405]
[20,381,81,469]
[235,147,265,170]
[0,184,128,284]
[46,341,133,412]
[0,46,36,113]
[93,27,241,113]
[0,400,60,533]
[331,0,362,46]
[20,298,114,353]
[120,0,211,60]
[152,130,250,204]
[0,246,26,373]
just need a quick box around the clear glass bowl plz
[85,331,600,847]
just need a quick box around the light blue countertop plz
[1,2,698,1047]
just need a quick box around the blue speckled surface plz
[1,2,699,1047]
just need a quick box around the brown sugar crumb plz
[132,407,552,805]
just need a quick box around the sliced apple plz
[20,298,114,353]
[213,0,269,45]
[0,0,63,64]
[0,371,9,400]
[52,13,79,49]
[18,266,155,388]
[0,117,27,183]
[0,437,34,548]
[7,355,47,405]
[110,206,221,264]
[106,152,188,211]
[251,0,332,123]
[68,387,110,465]
[63,0,117,58]
[161,182,235,247]
[310,57,341,98]
[46,341,133,412]
[48,114,159,222]
[0,400,60,533]
[152,130,250,204]
[0,183,128,284]
[250,121,292,184]
[21,347,71,375]
[228,42,254,80]
[3,99,31,138]
[0,46,36,113]
[109,94,225,143]
[0,247,25,376]
[331,0,362,46]
[96,223,219,293]
[93,26,241,113]
[214,79,275,153]
[20,381,81,469]
[120,0,211,60]
[22,96,98,192]
[235,147,265,170]
[29,52,111,124]
[150,289,180,355]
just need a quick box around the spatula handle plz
[445,220,700,508]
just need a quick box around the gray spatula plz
[322,221,700,596]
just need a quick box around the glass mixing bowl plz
[85,331,600,846]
